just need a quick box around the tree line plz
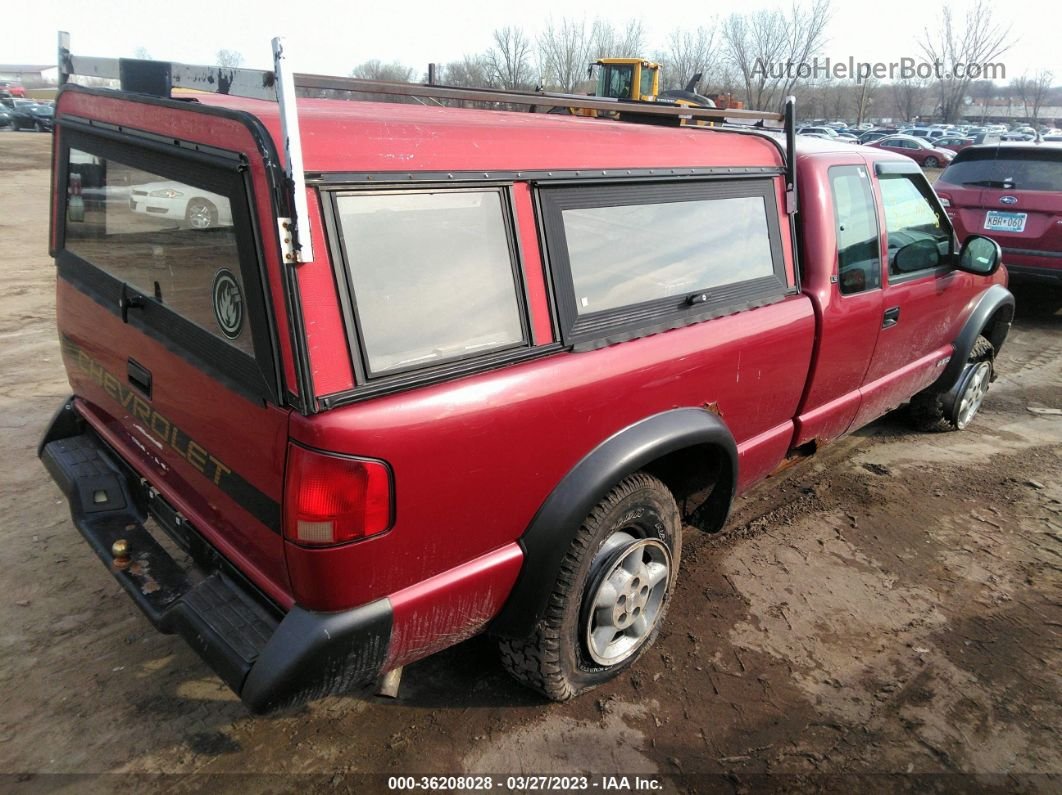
[344,0,1055,124]
[124,1,1053,124]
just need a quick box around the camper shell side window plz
[324,186,535,388]
[538,179,790,348]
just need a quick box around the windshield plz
[940,149,1062,191]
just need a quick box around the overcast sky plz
[7,0,1058,85]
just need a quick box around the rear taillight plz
[283,444,393,546]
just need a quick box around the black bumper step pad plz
[41,433,278,693]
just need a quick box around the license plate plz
[984,211,1027,233]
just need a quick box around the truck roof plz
[191,94,786,174]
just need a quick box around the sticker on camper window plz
[212,269,244,339]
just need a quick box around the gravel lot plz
[0,132,1059,793]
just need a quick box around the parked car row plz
[864,135,955,168]
[804,120,1060,147]
[796,119,1062,173]
[796,125,859,142]
[0,97,54,132]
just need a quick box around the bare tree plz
[970,79,997,124]
[351,60,416,83]
[133,47,152,60]
[1012,70,1054,124]
[892,76,930,122]
[538,17,593,92]
[590,19,647,59]
[712,64,743,103]
[657,26,717,92]
[348,60,417,104]
[440,55,495,89]
[722,0,832,111]
[485,27,535,90]
[919,0,1012,123]
[429,55,498,108]
[855,77,877,125]
[216,49,244,69]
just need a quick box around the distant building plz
[963,102,1062,127]
[0,65,59,87]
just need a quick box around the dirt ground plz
[0,132,1059,794]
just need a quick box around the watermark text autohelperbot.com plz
[753,57,1006,82]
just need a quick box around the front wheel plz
[924,156,940,168]
[498,472,681,701]
[910,336,994,431]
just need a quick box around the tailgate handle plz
[128,359,152,398]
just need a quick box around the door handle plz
[882,306,901,328]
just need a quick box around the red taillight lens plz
[283,444,393,546]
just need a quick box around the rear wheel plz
[498,472,681,701]
[910,336,994,431]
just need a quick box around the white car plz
[128,181,232,228]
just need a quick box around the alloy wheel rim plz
[957,361,991,428]
[584,533,671,666]
[188,204,212,229]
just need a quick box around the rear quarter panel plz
[287,296,815,611]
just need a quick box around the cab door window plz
[878,173,952,278]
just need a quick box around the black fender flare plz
[490,408,738,640]
[930,284,1014,394]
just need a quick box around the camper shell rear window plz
[56,128,279,402]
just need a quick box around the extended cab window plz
[878,173,951,278]
[540,180,787,347]
[334,190,527,376]
[829,165,881,294]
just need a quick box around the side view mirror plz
[956,235,1002,276]
[894,238,940,272]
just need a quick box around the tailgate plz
[51,91,294,604]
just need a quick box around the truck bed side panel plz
[286,296,815,611]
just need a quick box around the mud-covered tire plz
[909,336,994,432]
[498,472,682,701]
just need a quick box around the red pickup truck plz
[40,46,1013,711]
